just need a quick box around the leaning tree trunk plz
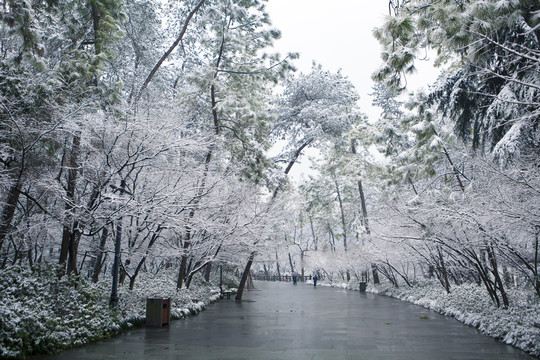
[177,230,192,289]
[92,227,109,283]
[133,0,206,104]
[335,178,348,252]
[487,243,509,308]
[288,252,295,274]
[275,251,281,280]
[437,246,451,293]
[334,178,350,282]
[129,256,146,290]
[357,179,380,285]
[235,252,255,301]
[236,140,312,300]
[357,180,370,234]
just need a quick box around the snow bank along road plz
[37,281,535,360]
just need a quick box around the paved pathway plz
[38,281,534,360]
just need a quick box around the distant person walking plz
[313,274,318,287]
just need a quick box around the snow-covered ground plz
[320,279,540,357]
[0,265,231,359]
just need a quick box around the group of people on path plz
[291,273,318,286]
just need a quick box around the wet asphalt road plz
[36,280,535,360]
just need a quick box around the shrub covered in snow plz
[0,264,230,359]
[317,278,540,356]
[373,279,540,357]
[0,265,119,358]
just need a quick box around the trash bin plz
[359,282,367,292]
[146,298,170,327]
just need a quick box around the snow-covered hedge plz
[321,278,540,357]
[374,280,540,356]
[0,264,229,359]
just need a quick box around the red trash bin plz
[162,298,170,325]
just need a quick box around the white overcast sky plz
[265,0,440,121]
[264,0,440,181]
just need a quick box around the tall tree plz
[235,65,362,300]
[373,0,540,159]
[173,0,292,289]
[58,0,124,275]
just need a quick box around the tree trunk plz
[119,265,127,285]
[127,226,161,289]
[1,241,11,268]
[185,272,194,289]
[0,179,21,253]
[67,222,82,274]
[92,227,109,283]
[334,178,350,282]
[129,256,146,290]
[134,0,206,104]
[237,133,313,300]
[535,230,539,297]
[235,252,255,301]
[309,215,318,251]
[247,272,254,289]
[334,178,348,252]
[61,2,103,276]
[327,225,336,252]
[288,252,294,273]
[475,260,499,307]
[441,145,465,192]
[271,140,313,199]
[356,179,380,284]
[487,244,509,308]
[408,177,418,195]
[300,251,305,281]
[177,142,214,289]
[263,264,269,280]
[357,180,370,234]
[371,263,380,284]
[204,262,212,282]
[470,248,500,307]
[428,265,435,278]
[275,251,281,280]
[59,134,81,275]
[437,246,451,293]
[27,247,34,268]
[176,230,192,289]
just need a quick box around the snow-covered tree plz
[169,0,294,289]
[373,0,540,159]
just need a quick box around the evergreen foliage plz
[0,264,227,359]
[373,0,540,157]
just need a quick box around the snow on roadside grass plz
[328,278,540,357]
[0,264,232,360]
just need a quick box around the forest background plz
[0,0,538,358]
